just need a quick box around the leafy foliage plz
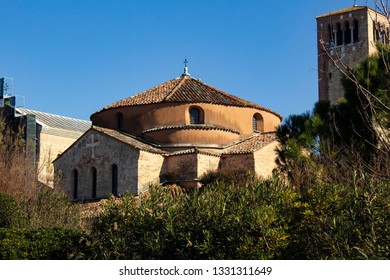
[0,192,25,228]
[285,180,390,259]
[91,176,296,260]
[0,227,90,260]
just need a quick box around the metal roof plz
[16,108,91,134]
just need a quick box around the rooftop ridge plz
[316,5,370,19]
[164,76,188,100]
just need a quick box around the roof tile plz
[99,76,282,119]
[223,133,277,154]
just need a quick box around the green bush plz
[284,179,390,259]
[0,192,24,228]
[17,188,83,230]
[0,227,90,259]
[91,176,298,260]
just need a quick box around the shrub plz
[91,176,298,260]
[0,192,25,228]
[0,227,90,260]
[284,179,390,259]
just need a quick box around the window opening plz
[190,108,201,124]
[344,21,352,44]
[73,169,78,200]
[252,113,264,132]
[112,164,118,196]
[117,113,124,131]
[328,24,335,48]
[336,23,343,46]
[92,167,97,199]
[353,20,359,43]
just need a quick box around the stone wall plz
[162,153,198,182]
[137,150,164,193]
[219,153,254,176]
[254,141,279,178]
[197,153,220,178]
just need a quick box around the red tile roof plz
[93,126,165,154]
[96,76,282,119]
[223,133,277,154]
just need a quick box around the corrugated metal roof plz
[94,76,282,120]
[16,108,91,134]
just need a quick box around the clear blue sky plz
[0,0,376,121]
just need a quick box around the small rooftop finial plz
[354,0,357,6]
[182,58,190,77]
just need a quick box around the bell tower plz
[316,5,389,103]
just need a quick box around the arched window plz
[189,107,204,124]
[336,23,343,46]
[353,20,359,43]
[328,24,335,47]
[91,167,97,199]
[112,164,118,196]
[252,113,264,132]
[344,21,352,44]
[72,169,78,200]
[117,113,124,131]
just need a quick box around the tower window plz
[189,107,204,124]
[344,21,352,44]
[91,167,97,199]
[73,169,78,200]
[353,20,359,43]
[252,113,264,132]
[112,164,118,197]
[328,24,335,47]
[336,23,343,46]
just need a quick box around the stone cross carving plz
[86,134,100,158]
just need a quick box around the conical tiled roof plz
[96,76,281,119]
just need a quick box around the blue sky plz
[0,0,376,121]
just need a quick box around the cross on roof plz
[184,58,188,67]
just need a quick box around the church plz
[53,66,282,201]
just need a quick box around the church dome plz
[94,76,281,117]
[91,74,282,147]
